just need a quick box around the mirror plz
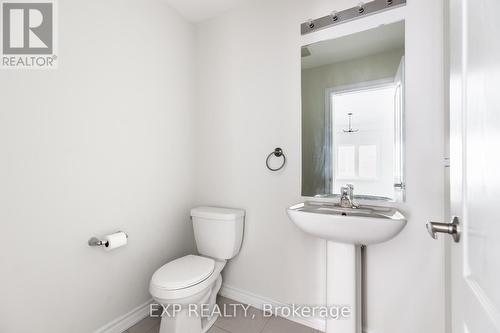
[301,21,405,201]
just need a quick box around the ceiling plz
[302,21,405,70]
[164,0,251,22]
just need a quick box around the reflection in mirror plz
[301,21,405,201]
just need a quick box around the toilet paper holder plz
[88,231,128,247]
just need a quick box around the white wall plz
[195,1,445,333]
[0,1,196,332]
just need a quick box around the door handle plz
[426,216,460,243]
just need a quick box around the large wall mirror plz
[301,21,405,201]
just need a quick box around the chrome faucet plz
[339,184,358,208]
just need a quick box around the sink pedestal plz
[326,241,362,333]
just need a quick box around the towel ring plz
[266,148,286,171]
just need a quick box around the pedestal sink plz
[287,201,407,333]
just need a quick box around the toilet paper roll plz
[104,231,128,251]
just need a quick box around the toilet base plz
[158,275,222,333]
[201,314,218,333]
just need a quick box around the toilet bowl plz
[149,207,245,333]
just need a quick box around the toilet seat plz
[150,258,226,302]
[151,255,215,291]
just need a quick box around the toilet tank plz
[190,207,245,260]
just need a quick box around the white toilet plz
[149,206,245,333]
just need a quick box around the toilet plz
[149,206,245,333]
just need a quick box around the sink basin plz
[287,202,407,245]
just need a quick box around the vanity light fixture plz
[300,0,406,35]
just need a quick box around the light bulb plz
[331,10,339,21]
[358,2,365,13]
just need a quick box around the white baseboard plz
[219,284,326,332]
[93,298,153,333]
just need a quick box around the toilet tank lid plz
[191,206,245,220]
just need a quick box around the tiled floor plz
[124,296,321,333]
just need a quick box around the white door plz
[447,0,500,332]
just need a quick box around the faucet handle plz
[341,184,354,194]
[347,184,354,199]
[340,184,358,208]
[340,185,350,196]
